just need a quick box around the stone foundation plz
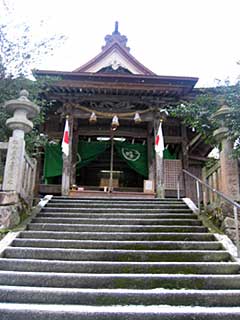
[0,191,22,228]
[221,216,240,244]
[205,201,240,245]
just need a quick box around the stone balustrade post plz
[2,90,40,193]
[212,103,240,201]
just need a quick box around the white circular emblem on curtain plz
[121,148,140,162]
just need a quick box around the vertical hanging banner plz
[61,116,71,196]
[115,141,148,178]
[155,120,164,157]
[61,117,69,157]
[155,119,165,198]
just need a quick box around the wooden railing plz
[202,161,221,206]
[20,152,37,205]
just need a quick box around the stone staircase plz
[0,196,240,319]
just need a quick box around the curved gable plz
[74,22,155,76]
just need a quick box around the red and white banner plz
[155,121,164,157]
[61,118,69,157]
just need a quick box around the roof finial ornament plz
[113,21,119,34]
[102,21,130,51]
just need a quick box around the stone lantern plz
[212,103,231,142]
[212,102,239,200]
[2,90,40,193]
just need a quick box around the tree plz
[0,0,65,78]
[169,81,240,156]
[0,0,65,156]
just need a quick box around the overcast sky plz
[4,0,240,87]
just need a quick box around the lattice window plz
[164,160,184,190]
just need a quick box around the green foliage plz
[0,76,55,157]
[0,0,66,78]
[169,91,219,144]
[169,82,240,156]
[0,0,66,157]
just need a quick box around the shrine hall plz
[35,22,211,198]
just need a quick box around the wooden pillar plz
[202,167,208,207]
[108,135,114,192]
[181,124,189,197]
[147,122,155,181]
[61,114,73,196]
[71,118,79,186]
[181,125,189,169]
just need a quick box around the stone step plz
[1,286,240,307]
[1,303,240,320]
[0,271,239,289]
[38,212,198,219]
[3,247,230,262]
[27,223,208,233]
[0,259,237,274]
[42,207,193,213]
[0,195,239,319]
[12,239,221,250]
[51,197,182,203]
[31,217,202,226]
[19,231,215,241]
[46,203,188,209]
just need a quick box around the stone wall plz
[205,201,240,244]
[0,191,23,228]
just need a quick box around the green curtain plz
[163,148,177,159]
[43,143,62,179]
[77,140,109,169]
[152,148,177,160]
[115,141,148,178]
[44,141,109,180]
[43,140,176,182]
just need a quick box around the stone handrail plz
[20,152,37,205]
[202,161,221,206]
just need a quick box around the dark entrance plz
[76,137,145,192]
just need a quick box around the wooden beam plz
[55,79,190,91]
[187,133,202,149]
[165,136,183,144]
[78,128,148,138]
[46,130,183,143]
[189,155,208,161]
[190,136,204,152]
[46,92,176,104]
[70,110,155,121]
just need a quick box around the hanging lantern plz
[134,112,142,124]
[111,115,119,131]
[89,112,97,124]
